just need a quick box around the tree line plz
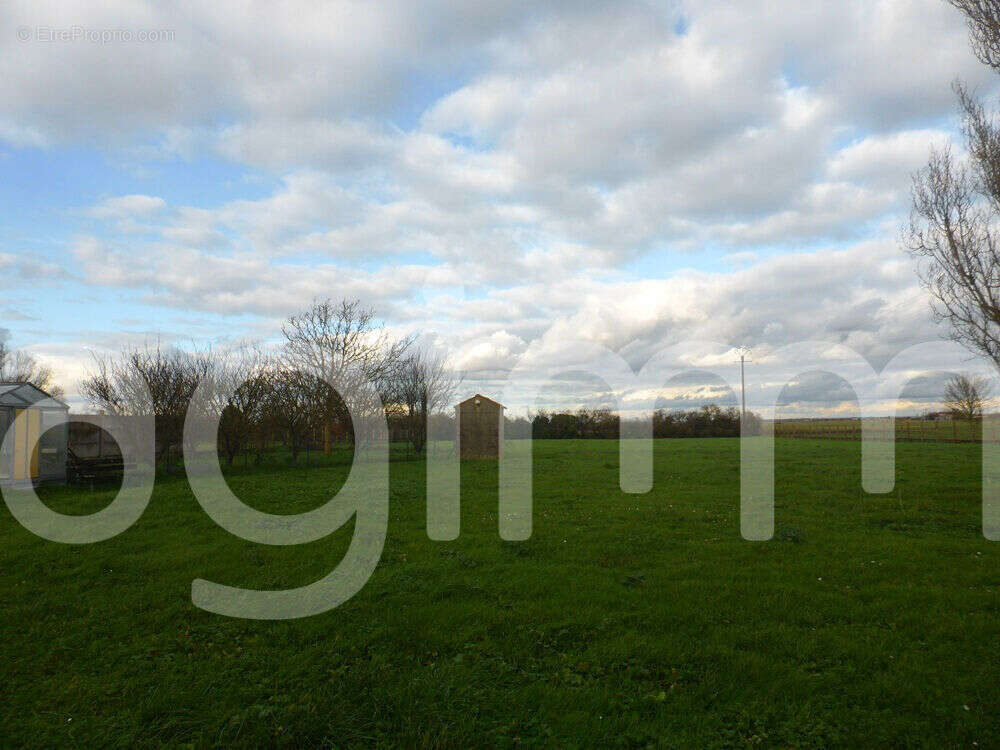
[80,299,460,467]
[68,297,766,469]
[507,404,762,440]
[417,405,762,440]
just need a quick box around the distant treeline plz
[420,404,763,441]
[77,298,764,470]
[524,405,760,439]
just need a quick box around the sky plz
[3,0,1000,416]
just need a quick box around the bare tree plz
[281,299,411,450]
[195,343,272,466]
[394,348,461,454]
[264,368,321,463]
[0,341,63,397]
[81,343,212,466]
[944,372,991,421]
[949,0,1000,71]
[906,83,1000,368]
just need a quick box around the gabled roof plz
[457,393,505,409]
[0,382,68,409]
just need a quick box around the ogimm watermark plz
[3,337,999,620]
[16,26,175,44]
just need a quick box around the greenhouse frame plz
[0,383,69,485]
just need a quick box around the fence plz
[774,418,982,443]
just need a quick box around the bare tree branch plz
[949,0,1000,72]
[906,83,1000,368]
[281,298,412,450]
[943,372,992,419]
[393,348,462,453]
[81,342,213,466]
[0,341,63,396]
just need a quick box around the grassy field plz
[2,439,998,747]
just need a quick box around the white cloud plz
[88,194,167,219]
[827,129,955,189]
[6,0,999,413]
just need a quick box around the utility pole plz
[737,346,751,420]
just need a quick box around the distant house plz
[456,394,505,459]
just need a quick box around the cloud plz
[70,235,462,317]
[6,0,998,413]
[777,370,859,406]
[827,129,955,190]
[213,119,398,172]
[8,0,992,265]
[1,0,591,143]
[88,194,167,219]
[0,252,71,286]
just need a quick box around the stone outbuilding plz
[456,394,504,459]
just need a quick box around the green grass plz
[2,439,998,747]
